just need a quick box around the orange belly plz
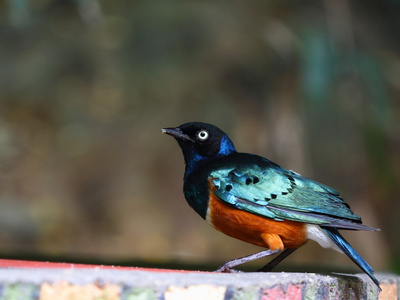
[206,191,308,251]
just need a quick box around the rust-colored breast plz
[206,189,308,251]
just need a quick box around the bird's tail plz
[322,227,381,291]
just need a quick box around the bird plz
[161,122,380,289]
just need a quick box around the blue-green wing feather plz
[210,153,372,229]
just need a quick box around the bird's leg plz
[257,248,298,272]
[215,249,280,273]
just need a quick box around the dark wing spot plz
[271,194,277,199]
[245,178,252,185]
[228,170,235,177]
[253,177,259,184]
[287,175,296,190]
[225,185,232,192]
[281,192,288,195]
[264,197,271,201]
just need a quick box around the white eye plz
[197,130,209,141]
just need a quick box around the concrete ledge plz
[0,259,397,299]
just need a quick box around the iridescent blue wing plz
[210,153,373,230]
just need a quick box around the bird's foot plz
[214,249,282,273]
[214,265,242,273]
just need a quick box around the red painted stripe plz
[0,259,194,273]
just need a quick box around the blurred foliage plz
[0,0,399,273]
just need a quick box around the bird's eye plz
[197,130,209,141]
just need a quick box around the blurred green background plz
[0,0,398,274]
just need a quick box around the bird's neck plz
[183,135,236,179]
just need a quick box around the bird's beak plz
[161,127,194,142]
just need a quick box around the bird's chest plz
[183,177,211,220]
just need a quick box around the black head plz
[161,122,236,174]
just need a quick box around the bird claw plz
[214,265,242,273]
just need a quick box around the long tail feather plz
[322,227,381,290]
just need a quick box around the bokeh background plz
[0,0,399,274]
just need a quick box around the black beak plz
[161,127,194,142]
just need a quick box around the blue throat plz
[183,135,236,179]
